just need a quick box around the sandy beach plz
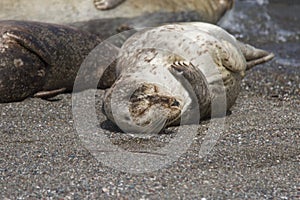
[0,67,299,199]
[0,0,299,199]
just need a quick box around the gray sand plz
[0,60,299,199]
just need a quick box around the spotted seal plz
[103,22,274,134]
[0,20,118,103]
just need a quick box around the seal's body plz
[1,0,233,24]
[94,0,234,24]
[77,0,234,40]
[103,23,274,134]
[0,20,117,103]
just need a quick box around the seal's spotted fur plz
[103,23,274,133]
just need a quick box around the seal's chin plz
[129,83,182,131]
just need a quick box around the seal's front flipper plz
[94,0,126,10]
[169,61,211,121]
[238,41,275,70]
[33,88,66,99]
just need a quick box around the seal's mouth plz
[129,83,182,129]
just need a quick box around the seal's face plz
[129,83,182,128]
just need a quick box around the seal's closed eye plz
[171,99,180,107]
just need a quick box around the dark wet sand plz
[1,0,300,199]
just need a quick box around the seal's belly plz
[214,66,242,110]
[197,53,242,111]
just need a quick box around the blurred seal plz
[94,0,234,23]
[72,0,235,44]
[0,0,233,24]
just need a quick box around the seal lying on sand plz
[0,20,118,103]
[103,22,274,134]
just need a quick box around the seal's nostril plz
[171,99,180,107]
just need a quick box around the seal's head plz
[129,83,182,129]
[103,80,184,134]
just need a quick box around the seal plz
[93,0,234,24]
[0,20,118,103]
[73,0,234,46]
[102,22,274,134]
[0,0,233,25]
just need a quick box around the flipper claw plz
[94,0,125,10]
